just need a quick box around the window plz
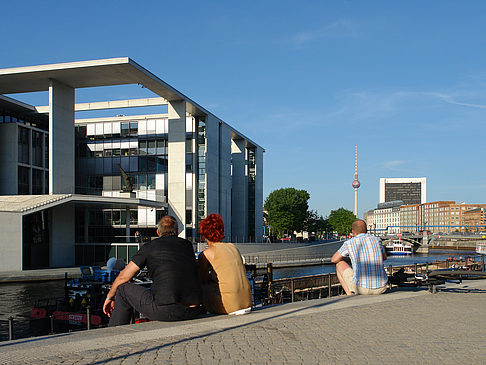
[18,166,30,194]
[18,126,30,164]
[32,169,43,194]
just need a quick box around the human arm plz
[331,250,344,264]
[102,261,141,317]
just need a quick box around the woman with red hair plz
[198,214,252,315]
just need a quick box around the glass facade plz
[385,183,422,205]
[196,118,207,233]
[75,119,172,195]
[247,147,256,241]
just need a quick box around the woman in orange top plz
[198,214,252,315]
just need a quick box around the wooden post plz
[87,306,91,330]
[266,263,273,303]
[328,273,332,297]
[8,316,14,341]
[291,278,295,302]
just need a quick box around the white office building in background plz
[379,177,427,205]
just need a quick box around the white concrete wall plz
[231,139,248,242]
[0,212,23,271]
[50,205,75,267]
[49,79,75,194]
[254,146,264,242]
[168,101,186,237]
[0,123,18,194]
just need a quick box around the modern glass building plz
[0,58,264,271]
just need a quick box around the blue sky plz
[2,1,486,217]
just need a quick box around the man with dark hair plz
[103,215,202,326]
[331,219,388,295]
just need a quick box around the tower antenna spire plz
[352,144,360,217]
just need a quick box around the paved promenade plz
[1,280,485,364]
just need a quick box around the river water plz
[0,248,478,341]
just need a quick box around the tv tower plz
[352,145,360,217]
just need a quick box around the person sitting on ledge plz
[198,214,252,315]
[103,215,202,326]
[331,219,388,295]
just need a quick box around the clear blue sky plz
[2,1,486,217]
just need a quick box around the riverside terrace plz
[1,256,485,342]
[1,279,486,364]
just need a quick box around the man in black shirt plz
[103,215,202,326]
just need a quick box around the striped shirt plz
[338,233,388,289]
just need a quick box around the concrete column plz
[0,212,22,271]
[231,139,248,242]
[168,100,186,238]
[49,79,75,194]
[0,123,18,194]
[254,147,264,243]
[219,123,232,241]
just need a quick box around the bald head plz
[352,219,367,235]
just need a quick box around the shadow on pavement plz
[89,296,349,364]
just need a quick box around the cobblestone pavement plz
[1,280,485,364]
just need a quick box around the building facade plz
[364,201,402,234]
[379,177,427,205]
[0,58,264,271]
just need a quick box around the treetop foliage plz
[328,208,356,235]
[264,188,310,237]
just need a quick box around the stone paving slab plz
[1,280,485,364]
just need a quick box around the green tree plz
[264,188,310,237]
[328,208,356,236]
[304,210,327,234]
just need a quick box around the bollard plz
[291,278,295,302]
[328,273,332,298]
[87,306,91,330]
[388,265,393,289]
[50,315,55,335]
[8,316,14,341]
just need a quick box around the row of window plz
[18,166,47,194]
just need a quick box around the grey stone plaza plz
[1,279,485,364]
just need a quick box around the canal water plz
[0,249,477,341]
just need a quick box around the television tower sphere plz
[352,180,360,189]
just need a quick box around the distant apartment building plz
[364,201,402,234]
[399,204,420,233]
[463,207,486,231]
[379,177,426,205]
[399,201,486,233]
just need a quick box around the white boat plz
[476,243,486,255]
[385,242,413,255]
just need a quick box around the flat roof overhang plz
[0,57,208,117]
[0,194,166,216]
[0,57,264,150]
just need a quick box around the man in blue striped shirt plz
[331,220,388,295]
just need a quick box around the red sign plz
[397,233,403,237]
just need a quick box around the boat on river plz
[29,259,151,334]
[385,242,413,255]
